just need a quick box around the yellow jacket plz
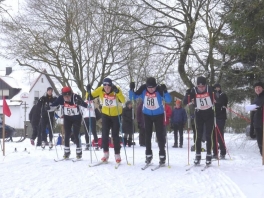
[86,86,125,116]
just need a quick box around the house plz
[0,67,60,128]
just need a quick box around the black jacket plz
[252,91,264,128]
[214,90,228,120]
[122,102,133,134]
[29,104,41,125]
[37,94,57,119]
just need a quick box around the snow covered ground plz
[1,132,264,198]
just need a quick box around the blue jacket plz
[129,86,171,116]
[171,107,187,125]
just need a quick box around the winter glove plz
[186,88,191,95]
[75,99,83,105]
[99,104,102,110]
[112,85,119,94]
[130,82,135,91]
[86,84,92,93]
[160,84,167,93]
[135,84,146,95]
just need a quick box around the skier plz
[82,99,99,150]
[212,83,228,159]
[86,78,125,163]
[49,87,88,159]
[29,100,41,146]
[183,76,214,165]
[171,100,187,148]
[37,87,57,148]
[251,82,264,156]
[129,77,172,165]
[137,99,146,147]
[122,101,134,147]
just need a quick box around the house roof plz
[29,70,60,95]
[0,76,20,89]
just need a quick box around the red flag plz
[3,97,11,117]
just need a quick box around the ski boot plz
[49,142,53,149]
[145,155,153,164]
[63,147,71,159]
[194,154,201,165]
[84,144,90,151]
[159,155,166,165]
[172,143,178,148]
[115,154,121,163]
[94,143,99,151]
[101,151,109,162]
[76,148,82,159]
[220,154,225,160]
[206,154,212,165]
[30,139,35,146]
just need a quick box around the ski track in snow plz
[1,133,264,197]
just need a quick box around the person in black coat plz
[37,87,57,148]
[251,82,264,156]
[183,76,214,165]
[122,101,133,147]
[29,100,41,146]
[212,84,228,159]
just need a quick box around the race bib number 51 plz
[196,93,213,110]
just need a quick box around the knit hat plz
[197,76,206,86]
[253,82,264,89]
[146,77,157,88]
[61,86,72,96]
[47,87,53,91]
[213,83,221,89]
[176,100,181,105]
[103,78,112,86]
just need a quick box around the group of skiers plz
[29,75,263,166]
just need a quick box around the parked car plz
[0,122,16,139]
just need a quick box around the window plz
[41,78,44,83]
[0,89,9,99]
[34,91,39,101]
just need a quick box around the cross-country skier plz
[37,87,57,148]
[251,82,264,156]
[86,78,125,163]
[129,77,172,165]
[49,87,88,159]
[183,76,214,165]
[212,83,228,159]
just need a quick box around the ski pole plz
[80,108,98,162]
[132,97,135,165]
[47,109,59,159]
[115,92,130,165]
[212,92,220,166]
[87,93,93,163]
[162,92,170,168]
[215,124,231,160]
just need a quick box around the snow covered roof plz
[0,76,20,88]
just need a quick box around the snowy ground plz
[1,132,264,198]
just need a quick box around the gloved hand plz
[112,85,119,93]
[135,84,146,95]
[99,104,102,110]
[186,88,191,95]
[86,84,92,93]
[160,84,167,93]
[45,104,50,111]
[130,82,135,90]
[75,99,83,105]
